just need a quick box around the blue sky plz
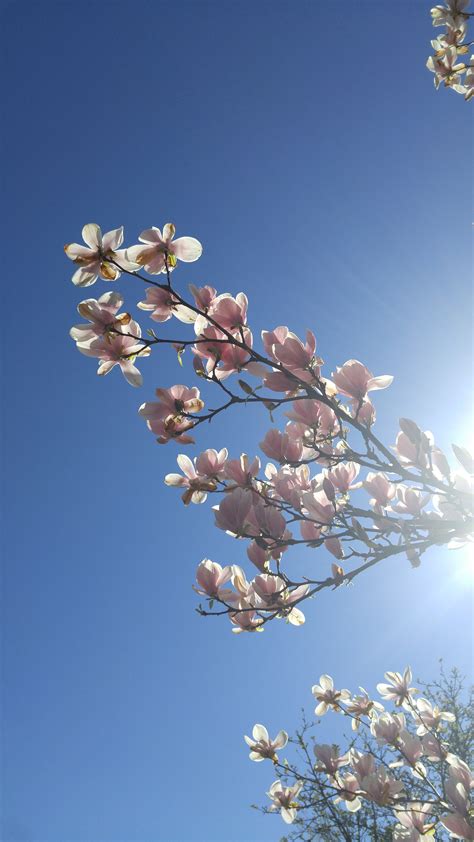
[2,1,473,840]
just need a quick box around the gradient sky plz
[2,1,473,840]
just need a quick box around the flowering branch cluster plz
[245,667,474,840]
[66,222,474,634]
[427,0,474,98]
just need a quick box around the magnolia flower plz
[333,773,362,812]
[393,802,434,841]
[139,385,204,444]
[70,292,130,342]
[312,675,350,715]
[314,744,349,775]
[137,287,194,323]
[362,472,396,508]
[332,359,393,402]
[194,559,234,599]
[194,292,248,334]
[266,780,303,824]
[343,688,384,729]
[426,47,468,89]
[325,462,360,493]
[441,756,474,839]
[76,319,150,386]
[392,486,430,516]
[164,454,218,504]
[229,610,264,633]
[126,223,202,274]
[371,712,407,746]
[431,0,470,28]
[413,697,456,735]
[377,668,417,708]
[360,767,404,806]
[244,724,288,762]
[213,488,254,536]
[65,224,137,287]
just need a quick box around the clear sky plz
[2,1,473,840]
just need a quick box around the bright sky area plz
[2,1,473,840]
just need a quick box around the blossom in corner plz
[127,223,202,275]
[65,223,137,287]
[244,724,288,762]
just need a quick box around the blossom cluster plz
[427,0,474,98]
[66,221,474,634]
[65,223,473,632]
[245,668,474,839]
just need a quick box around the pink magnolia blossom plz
[70,292,130,342]
[312,675,350,715]
[266,779,303,824]
[413,697,456,736]
[377,668,417,708]
[194,292,248,334]
[139,385,204,444]
[137,287,194,323]
[325,536,344,559]
[250,575,308,624]
[76,319,150,386]
[214,488,254,536]
[194,559,234,599]
[351,398,376,426]
[314,744,349,775]
[286,399,338,436]
[431,0,470,28]
[371,712,407,746]
[188,283,217,311]
[362,472,396,508]
[251,501,289,544]
[343,689,384,729]
[268,464,312,508]
[421,733,448,761]
[244,724,288,762]
[332,359,393,402]
[230,610,264,634]
[195,448,228,478]
[392,486,431,516]
[427,46,468,89]
[393,802,434,841]
[126,223,202,274]
[164,454,218,505]
[397,731,425,776]
[360,767,404,806]
[260,427,303,463]
[350,750,376,780]
[325,462,360,493]
[300,520,322,543]
[65,223,138,287]
[224,454,260,488]
[263,369,298,392]
[247,541,271,572]
[192,325,253,380]
[393,430,433,469]
[268,328,319,380]
[333,773,362,812]
[441,756,474,840]
[302,489,335,525]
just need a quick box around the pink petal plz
[171,236,203,262]
[82,223,102,249]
